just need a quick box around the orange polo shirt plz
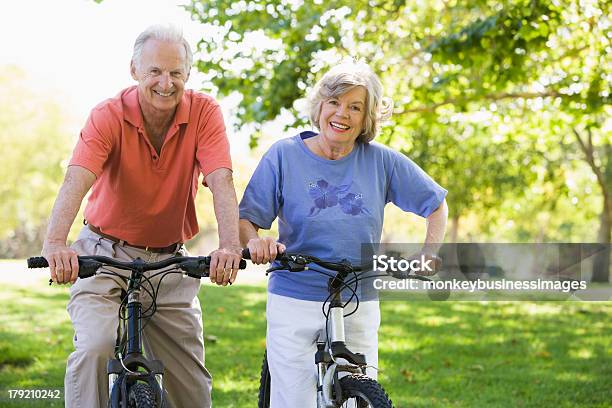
[69,86,232,247]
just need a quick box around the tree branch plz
[572,127,607,195]
[398,90,563,114]
[548,44,590,65]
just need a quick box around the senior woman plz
[239,61,448,407]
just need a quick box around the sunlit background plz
[2,1,200,118]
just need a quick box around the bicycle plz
[27,254,246,408]
[241,248,436,408]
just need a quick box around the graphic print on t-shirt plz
[307,179,370,217]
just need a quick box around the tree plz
[187,0,610,279]
[0,66,74,257]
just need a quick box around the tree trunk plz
[592,194,611,282]
[450,215,460,243]
[572,128,610,283]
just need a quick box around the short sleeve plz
[386,152,447,218]
[239,147,283,230]
[69,106,116,177]
[196,103,232,180]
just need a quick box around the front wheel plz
[258,350,271,408]
[128,382,156,408]
[338,374,394,408]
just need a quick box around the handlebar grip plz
[241,248,284,261]
[242,248,251,260]
[28,257,49,268]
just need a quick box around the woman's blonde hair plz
[307,61,393,143]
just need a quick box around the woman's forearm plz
[239,219,260,247]
[423,199,448,254]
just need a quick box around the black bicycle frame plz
[108,266,165,408]
[126,270,144,356]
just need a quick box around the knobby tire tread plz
[258,351,271,408]
[339,374,394,408]
[128,382,156,408]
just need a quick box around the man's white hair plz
[132,24,193,72]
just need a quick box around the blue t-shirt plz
[239,132,447,301]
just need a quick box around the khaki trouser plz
[64,226,212,408]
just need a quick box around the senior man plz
[41,25,242,407]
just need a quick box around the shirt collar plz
[123,86,191,128]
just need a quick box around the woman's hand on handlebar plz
[246,237,286,265]
[42,241,79,285]
[411,252,442,277]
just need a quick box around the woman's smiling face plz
[318,86,367,146]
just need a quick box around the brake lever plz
[265,265,284,275]
[286,261,307,272]
[180,259,208,279]
[265,259,308,274]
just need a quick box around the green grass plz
[0,281,610,407]
[0,285,74,407]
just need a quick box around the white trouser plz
[266,293,381,408]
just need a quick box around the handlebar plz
[241,248,436,280]
[241,248,364,274]
[242,248,443,303]
[30,248,436,283]
[27,255,247,280]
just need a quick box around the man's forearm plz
[207,169,241,248]
[44,166,96,246]
[423,199,448,254]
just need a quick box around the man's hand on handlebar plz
[246,237,286,265]
[209,246,243,286]
[42,241,79,285]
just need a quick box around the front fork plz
[107,374,164,400]
[108,276,165,401]
[316,341,332,408]
[316,305,367,408]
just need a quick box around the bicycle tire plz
[258,350,271,408]
[338,374,394,408]
[128,382,156,408]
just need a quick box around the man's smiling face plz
[130,38,189,117]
